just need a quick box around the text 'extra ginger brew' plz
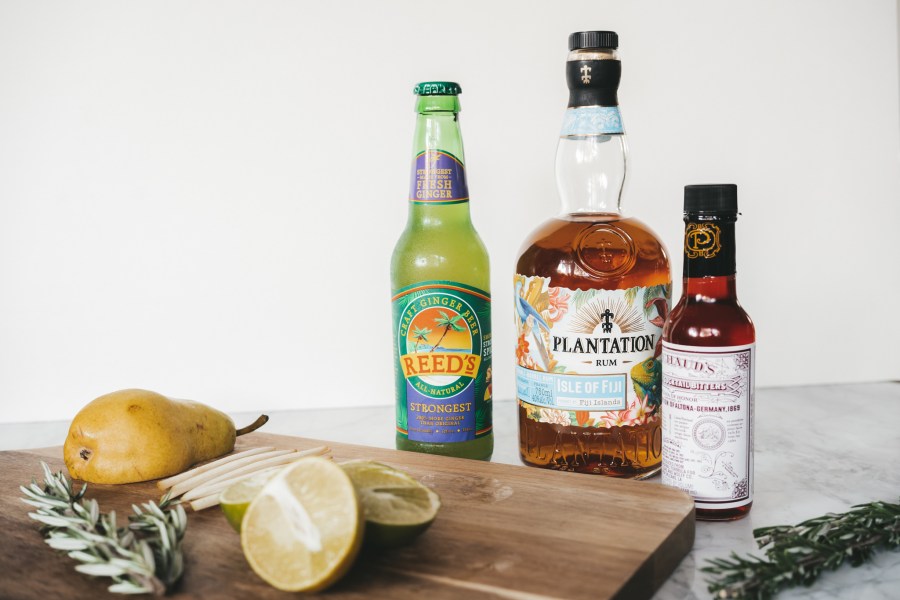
[391,82,493,460]
[515,32,671,478]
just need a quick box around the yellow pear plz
[64,388,267,484]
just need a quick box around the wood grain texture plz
[0,432,694,599]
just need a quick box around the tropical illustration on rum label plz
[393,283,492,443]
[514,274,669,429]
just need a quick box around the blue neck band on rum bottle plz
[560,106,624,136]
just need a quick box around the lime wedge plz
[240,457,363,592]
[220,469,279,533]
[340,460,441,548]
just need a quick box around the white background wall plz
[1,1,898,424]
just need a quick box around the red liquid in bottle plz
[662,185,755,521]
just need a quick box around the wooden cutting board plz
[0,432,694,600]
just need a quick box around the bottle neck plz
[556,128,626,215]
[407,96,471,223]
[556,49,626,215]
[683,274,738,300]
[682,216,738,300]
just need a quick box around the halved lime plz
[220,469,279,532]
[339,460,441,548]
[240,457,363,592]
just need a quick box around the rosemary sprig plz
[703,499,900,599]
[20,462,187,595]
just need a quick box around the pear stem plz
[236,414,268,437]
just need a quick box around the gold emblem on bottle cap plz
[580,64,592,84]
[685,223,722,259]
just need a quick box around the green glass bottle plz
[391,82,493,460]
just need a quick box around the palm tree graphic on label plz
[411,326,432,352]
[431,311,466,352]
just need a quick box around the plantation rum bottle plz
[391,82,493,461]
[515,32,670,478]
[662,184,755,520]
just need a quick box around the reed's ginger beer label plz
[408,150,469,204]
[392,281,492,443]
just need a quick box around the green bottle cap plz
[413,81,462,96]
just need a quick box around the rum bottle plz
[515,32,671,478]
[661,184,755,520]
[391,82,493,460]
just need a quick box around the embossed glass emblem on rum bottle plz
[515,32,670,478]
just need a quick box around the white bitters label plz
[661,342,754,509]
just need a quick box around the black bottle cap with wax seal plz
[566,31,621,108]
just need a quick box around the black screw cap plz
[568,31,619,51]
[684,184,739,215]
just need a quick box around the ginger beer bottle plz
[662,184,755,520]
[515,32,670,477]
[391,82,493,460]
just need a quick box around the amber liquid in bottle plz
[662,185,754,520]
[515,34,670,479]
[517,216,670,477]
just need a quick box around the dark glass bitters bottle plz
[662,184,755,520]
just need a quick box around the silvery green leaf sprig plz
[20,462,187,595]
[703,499,900,599]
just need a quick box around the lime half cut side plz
[240,457,363,592]
[220,468,280,533]
[340,460,441,548]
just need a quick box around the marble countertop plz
[2,381,899,599]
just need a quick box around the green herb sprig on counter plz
[20,462,187,595]
[703,498,900,599]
